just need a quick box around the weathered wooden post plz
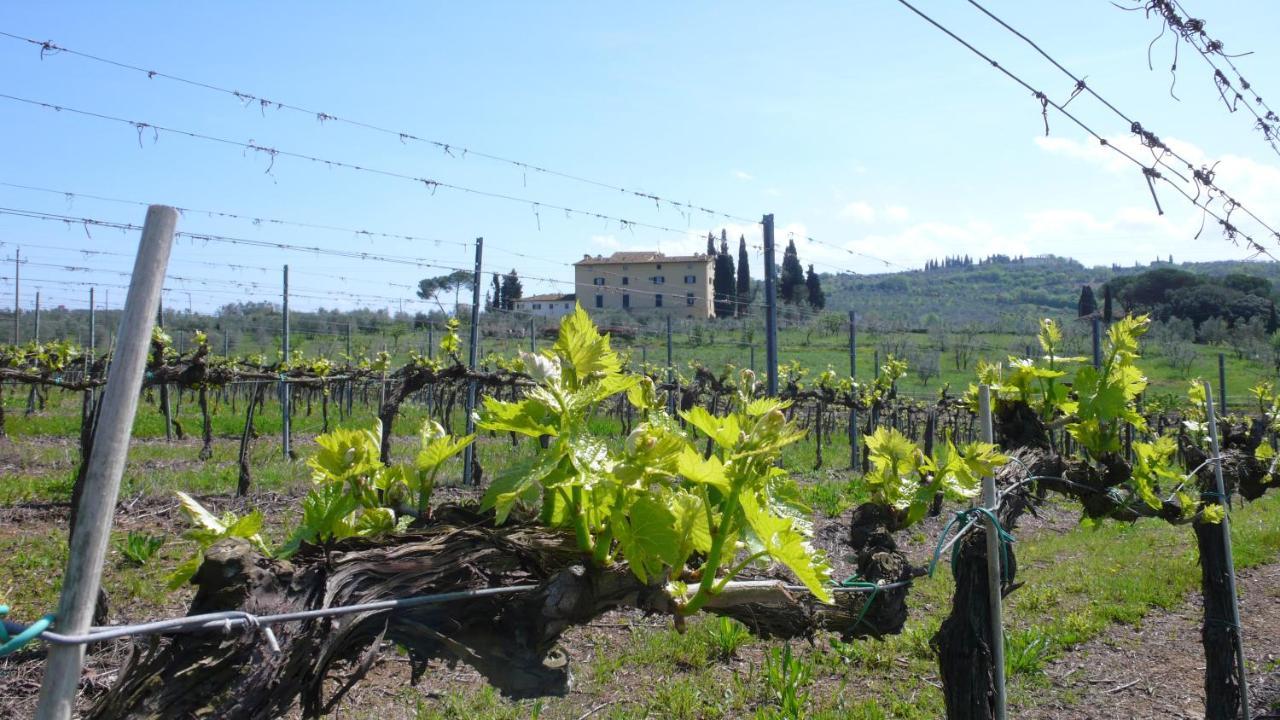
[35,205,176,720]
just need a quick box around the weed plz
[1004,627,1054,676]
[761,644,813,720]
[704,616,751,660]
[116,531,165,566]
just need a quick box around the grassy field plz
[1,341,1279,718]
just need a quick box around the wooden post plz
[34,290,41,342]
[462,237,483,485]
[762,213,778,396]
[978,385,1007,720]
[35,205,176,720]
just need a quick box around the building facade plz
[512,293,576,319]
[573,251,715,319]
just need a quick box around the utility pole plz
[762,214,779,396]
[462,238,483,485]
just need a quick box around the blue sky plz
[2,1,1279,319]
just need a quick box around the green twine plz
[928,507,1016,584]
[837,574,882,633]
[0,605,54,657]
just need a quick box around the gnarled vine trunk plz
[932,448,1050,720]
[93,506,878,720]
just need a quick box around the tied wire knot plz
[929,507,1015,585]
[0,605,55,657]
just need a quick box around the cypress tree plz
[736,235,751,316]
[1103,284,1114,322]
[780,239,805,304]
[500,269,523,311]
[805,264,825,309]
[713,235,736,318]
[706,232,716,257]
[489,273,502,312]
[1268,301,1279,334]
[1077,285,1097,317]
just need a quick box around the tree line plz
[705,231,825,318]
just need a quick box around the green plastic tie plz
[835,574,884,633]
[0,605,54,657]
[928,507,1015,583]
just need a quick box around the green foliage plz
[1004,627,1054,676]
[861,427,1005,527]
[167,491,269,589]
[280,419,473,556]
[706,616,752,660]
[761,644,813,720]
[479,304,833,612]
[116,531,165,566]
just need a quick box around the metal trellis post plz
[1202,380,1250,720]
[282,264,291,460]
[462,237,483,485]
[978,384,1007,720]
[762,213,778,396]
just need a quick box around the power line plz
[0,92,713,238]
[890,0,1278,259]
[0,30,755,226]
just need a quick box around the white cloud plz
[734,170,755,181]
[840,201,876,223]
[885,205,910,223]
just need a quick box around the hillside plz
[820,255,1280,331]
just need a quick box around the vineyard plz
[2,297,1280,719]
[4,1,1280,719]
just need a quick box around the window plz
[686,292,695,306]
[592,277,605,286]
[595,294,604,308]
[651,276,665,284]
[622,293,630,309]
[684,275,696,284]
[655,263,663,269]
[533,303,541,310]
[622,276,629,285]
[655,294,664,308]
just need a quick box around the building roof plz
[574,251,711,266]
[515,293,576,303]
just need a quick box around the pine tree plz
[736,235,751,317]
[500,269,522,311]
[780,239,805,303]
[489,273,502,312]
[713,235,736,318]
[805,264,825,309]
[1102,284,1114,323]
[1077,285,1097,317]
